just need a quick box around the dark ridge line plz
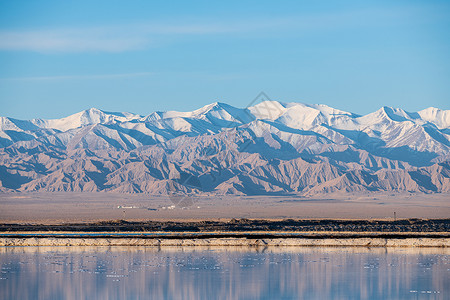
[1,218,449,233]
[1,233,449,239]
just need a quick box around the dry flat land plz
[1,192,448,247]
[0,192,449,224]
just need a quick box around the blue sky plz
[0,0,449,119]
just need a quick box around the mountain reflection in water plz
[1,247,448,300]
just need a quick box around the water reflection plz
[1,247,448,300]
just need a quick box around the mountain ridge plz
[0,101,449,196]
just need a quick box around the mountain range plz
[0,101,449,195]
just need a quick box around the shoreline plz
[1,231,449,247]
[1,238,448,248]
[2,219,448,247]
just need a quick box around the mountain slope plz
[0,101,449,195]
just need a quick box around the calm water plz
[0,246,448,300]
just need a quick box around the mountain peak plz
[195,101,229,114]
[3,100,447,133]
[28,107,141,131]
[0,100,449,195]
[86,107,102,112]
[418,107,450,129]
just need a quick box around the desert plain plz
[0,192,448,224]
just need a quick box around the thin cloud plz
[0,72,154,81]
[0,22,253,53]
[0,7,425,53]
[0,16,322,53]
[0,29,150,53]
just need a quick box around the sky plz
[0,0,449,119]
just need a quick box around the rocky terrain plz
[2,218,449,233]
[0,101,449,195]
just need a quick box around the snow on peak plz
[357,106,410,128]
[297,103,356,118]
[248,100,288,120]
[418,107,450,129]
[0,117,40,131]
[354,106,450,130]
[142,102,253,126]
[31,108,141,131]
[5,101,448,137]
[247,101,356,129]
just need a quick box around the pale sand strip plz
[1,237,448,247]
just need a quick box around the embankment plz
[1,232,448,247]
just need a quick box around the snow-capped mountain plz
[0,101,449,195]
[30,108,142,131]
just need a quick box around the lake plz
[1,246,448,299]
